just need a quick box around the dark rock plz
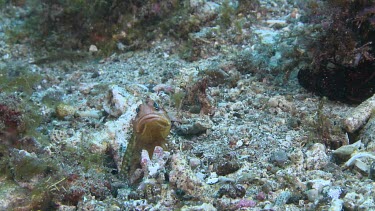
[298,63,375,104]
[216,160,240,176]
[176,121,212,136]
[269,150,289,167]
[288,117,301,129]
[261,182,273,193]
[369,162,375,181]
[217,184,246,199]
[359,116,375,146]
[13,136,44,154]
[233,112,242,118]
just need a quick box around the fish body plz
[133,99,171,157]
[121,99,171,180]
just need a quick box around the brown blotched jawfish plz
[121,99,171,180]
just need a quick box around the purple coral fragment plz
[236,199,256,209]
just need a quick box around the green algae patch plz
[30,51,91,65]
[0,63,47,143]
[0,92,47,145]
[9,149,58,181]
[0,145,11,178]
[0,178,24,208]
[0,177,58,210]
[219,0,236,30]
[0,64,42,95]
[58,139,109,173]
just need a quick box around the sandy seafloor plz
[1,1,375,211]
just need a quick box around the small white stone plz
[89,45,98,52]
[265,19,287,26]
[359,197,375,211]
[206,172,219,184]
[3,53,10,59]
[305,143,329,170]
[206,177,219,185]
[344,192,364,210]
[117,42,125,51]
[196,172,205,181]
[329,199,343,211]
[189,157,201,169]
[307,179,331,192]
[236,139,244,148]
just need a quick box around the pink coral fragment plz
[236,199,256,209]
[152,146,164,160]
[153,84,174,94]
[140,150,151,169]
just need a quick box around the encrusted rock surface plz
[1,1,375,210]
[344,94,375,133]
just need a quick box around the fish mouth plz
[136,114,171,132]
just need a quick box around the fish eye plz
[153,102,159,110]
[136,107,140,113]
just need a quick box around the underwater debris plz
[344,93,375,133]
[139,147,170,179]
[169,153,208,200]
[235,198,257,209]
[305,143,329,170]
[175,116,213,136]
[359,116,375,150]
[333,140,363,163]
[185,77,214,115]
[55,103,102,119]
[269,150,289,168]
[129,146,170,196]
[216,183,246,199]
[103,85,137,117]
[345,152,375,171]
[153,83,174,94]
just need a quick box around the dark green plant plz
[178,38,195,61]
[234,19,243,35]
[0,64,42,95]
[306,97,347,149]
[298,0,375,103]
[10,150,55,181]
[0,145,11,178]
[171,91,186,111]
[0,0,8,8]
[237,0,260,15]
[219,0,235,29]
